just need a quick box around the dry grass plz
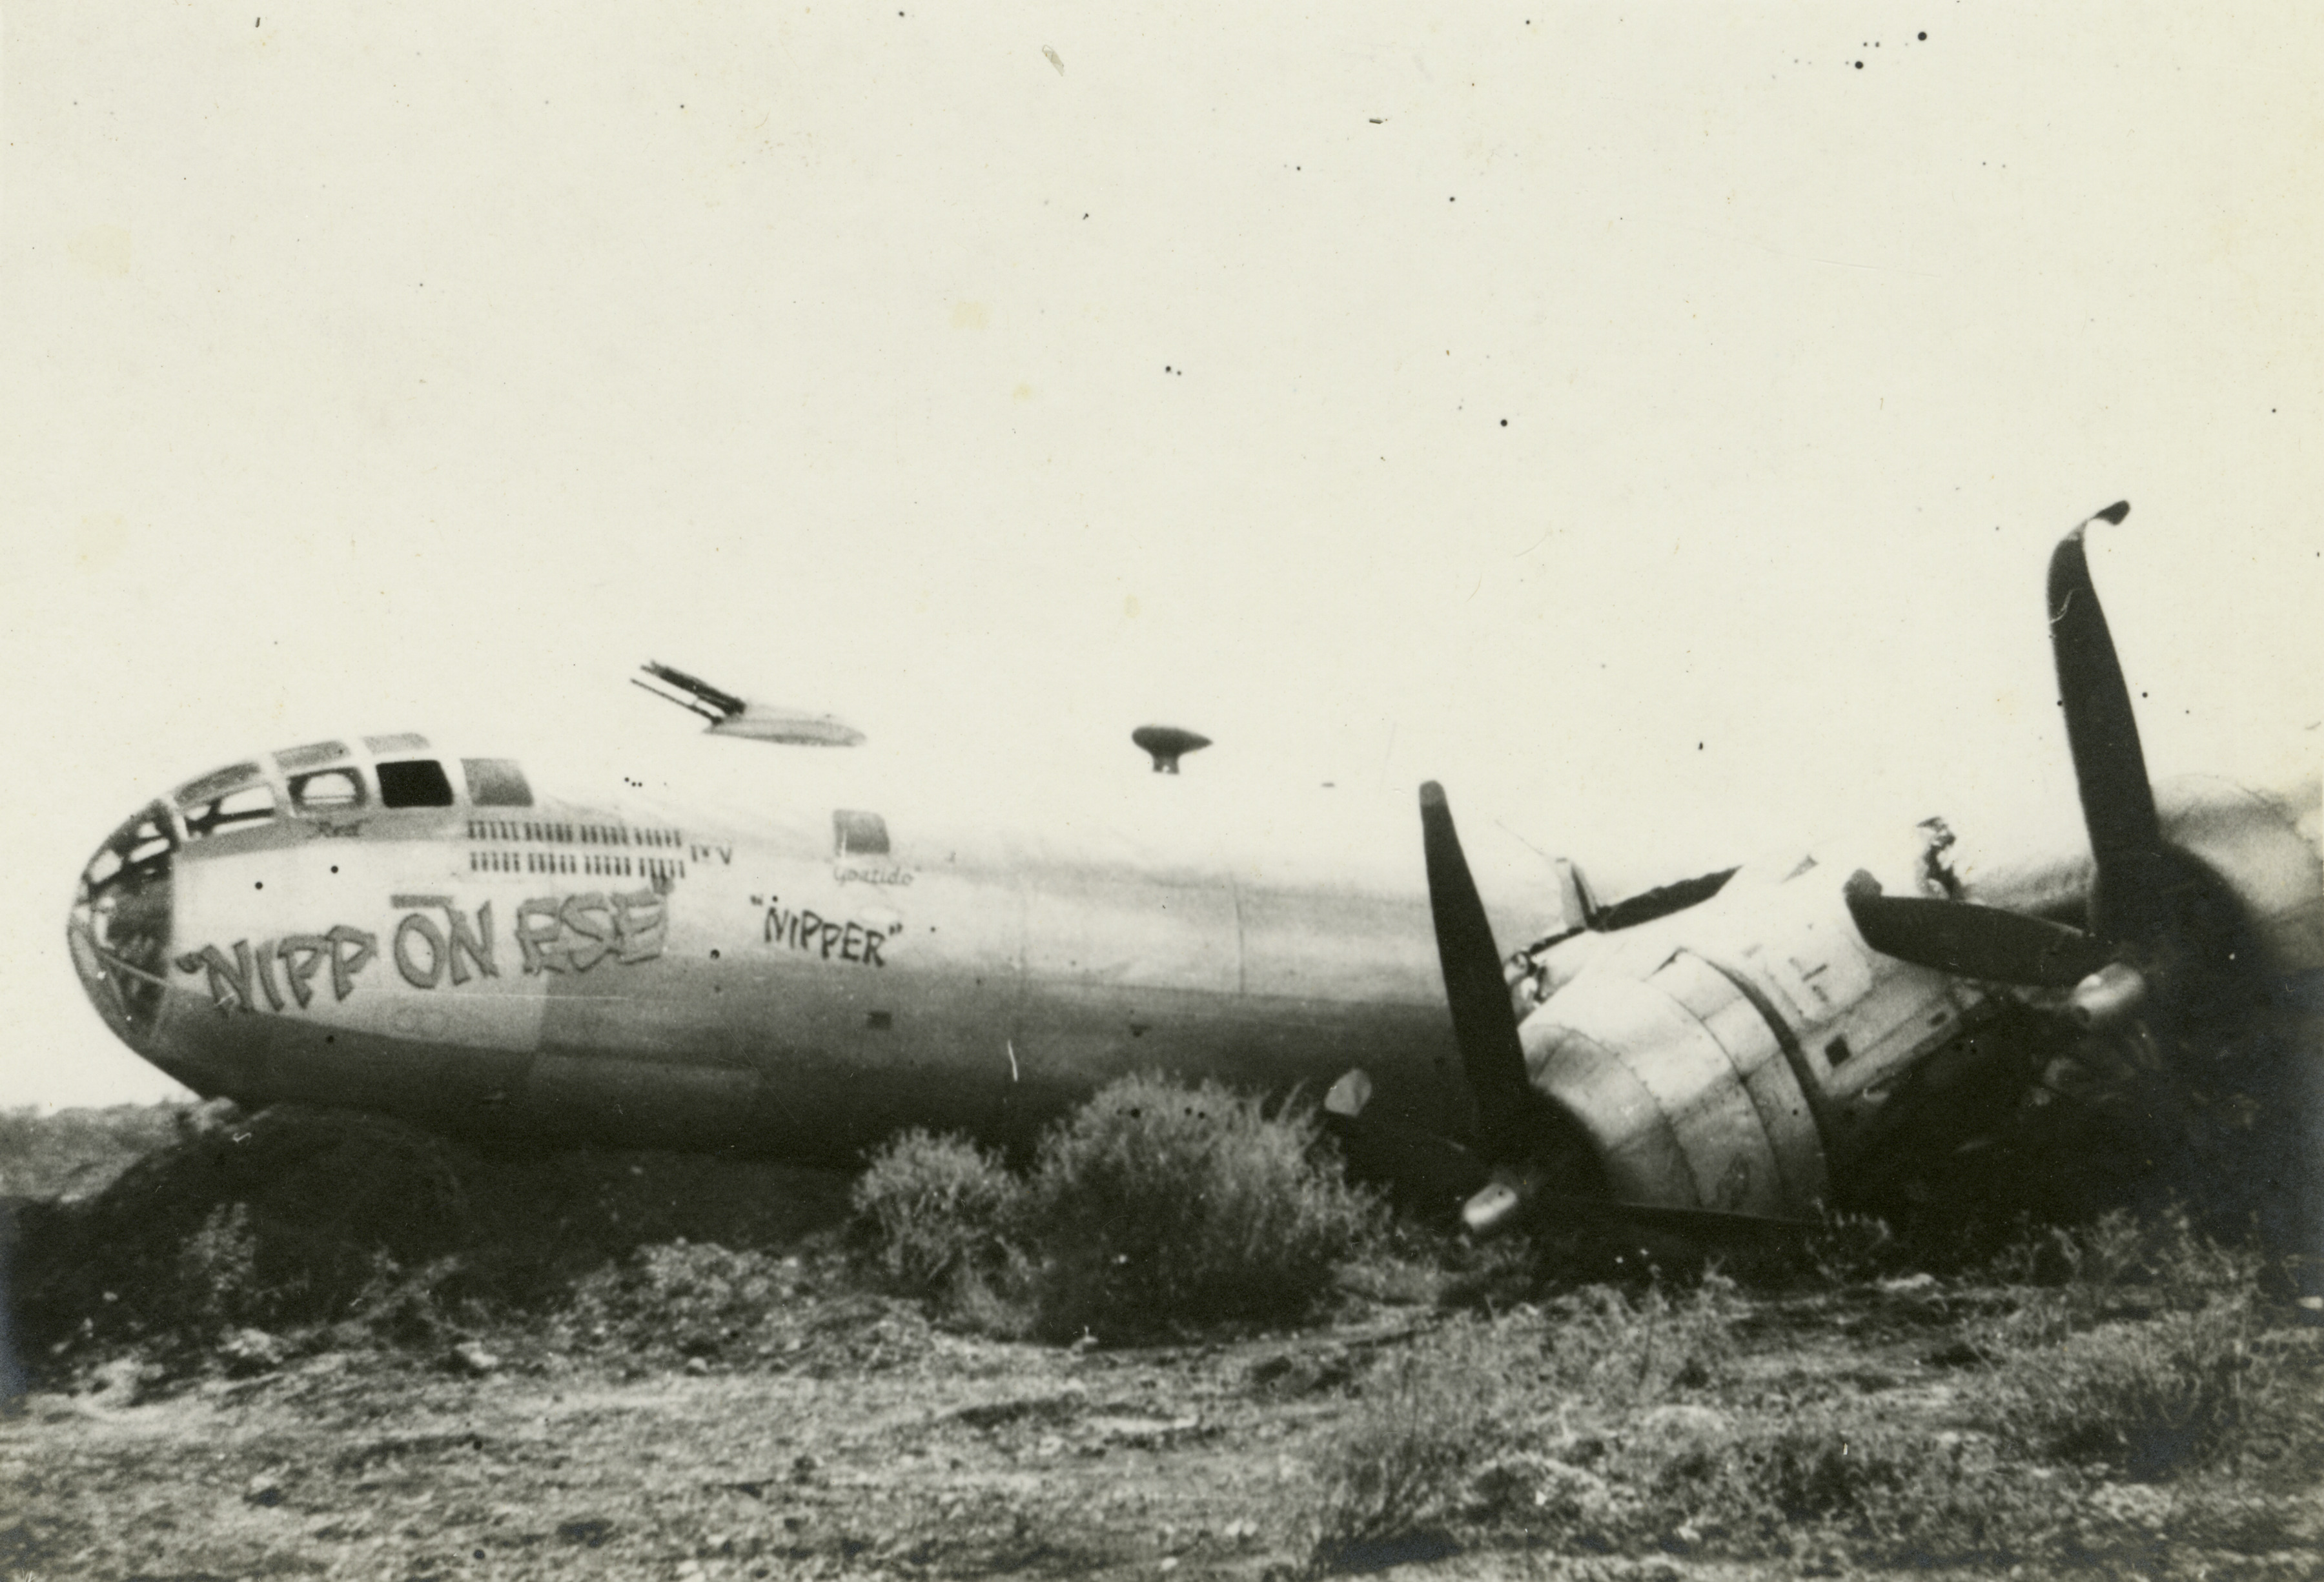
[1307,1323,1499,1568]
[9,1102,2322,1579]
[1304,1277,1746,1568]
[1971,1210,2320,1485]
[1298,1220,2322,1575]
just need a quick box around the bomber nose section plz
[67,802,179,1050]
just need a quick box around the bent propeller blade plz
[2048,507,2168,944]
[1420,781,1536,1166]
[1843,872,2114,988]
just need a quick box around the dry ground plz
[6,1108,2324,1581]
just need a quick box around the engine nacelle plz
[2154,773,2323,979]
[1520,950,1831,1219]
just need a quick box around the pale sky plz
[5,5,2318,1108]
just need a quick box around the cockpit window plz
[290,767,367,811]
[121,808,174,867]
[833,809,890,857]
[276,740,351,773]
[180,780,278,839]
[83,804,177,894]
[377,758,456,809]
[462,758,533,807]
[365,733,430,754]
[176,762,262,807]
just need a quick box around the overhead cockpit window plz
[377,758,456,809]
[364,733,430,754]
[462,758,533,807]
[276,740,351,773]
[176,763,261,807]
[833,809,890,857]
[290,767,367,811]
[179,774,277,839]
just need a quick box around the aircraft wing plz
[633,660,866,747]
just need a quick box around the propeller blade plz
[1420,782,1536,1166]
[1538,1192,1820,1241]
[1844,872,2115,988]
[2048,509,2168,943]
[1461,1170,1816,1241]
[1318,1099,1494,1214]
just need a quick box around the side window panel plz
[290,767,367,811]
[377,759,456,809]
[462,758,533,807]
[833,809,890,857]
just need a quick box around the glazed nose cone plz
[68,802,178,1049]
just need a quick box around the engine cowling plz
[1520,951,1829,1219]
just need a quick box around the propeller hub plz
[2066,961,2148,1030]
[1460,1175,1530,1238]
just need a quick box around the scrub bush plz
[844,1079,1380,1341]
[1023,1075,1381,1341]
[176,1202,269,1328]
[571,1241,792,1364]
[849,1129,1027,1304]
[1308,1327,1498,1570]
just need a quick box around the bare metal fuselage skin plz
[69,742,1484,1164]
[67,733,2323,1222]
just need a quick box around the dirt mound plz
[10,1104,856,1383]
[0,1101,199,1203]
[14,1105,468,1363]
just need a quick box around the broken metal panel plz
[1813,960,1982,1106]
